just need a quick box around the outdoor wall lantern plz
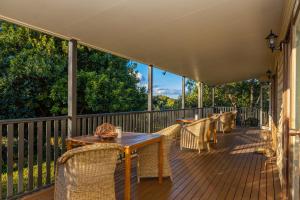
[265,30,282,52]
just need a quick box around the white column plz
[197,82,203,108]
[212,87,215,107]
[68,39,77,138]
[147,65,153,133]
[182,77,185,109]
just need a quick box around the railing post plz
[68,39,77,138]
[148,65,153,133]
[182,76,185,117]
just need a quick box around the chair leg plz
[222,124,225,134]
[206,142,210,152]
[213,129,217,144]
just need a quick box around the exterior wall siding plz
[276,57,284,187]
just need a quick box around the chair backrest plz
[56,143,121,185]
[203,118,212,141]
[220,112,233,124]
[184,118,207,137]
[156,124,181,139]
[209,114,219,131]
[55,143,122,199]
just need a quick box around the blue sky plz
[132,62,183,99]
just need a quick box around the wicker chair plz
[137,124,181,182]
[219,112,234,133]
[209,114,220,144]
[54,143,122,200]
[231,110,237,128]
[180,118,211,153]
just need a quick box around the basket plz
[94,123,117,140]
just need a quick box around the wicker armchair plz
[137,124,181,182]
[220,112,234,133]
[180,118,211,153]
[209,114,220,144]
[231,110,237,128]
[54,143,122,200]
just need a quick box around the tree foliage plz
[0,21,146,119]
[153,95,179,110]
[183,79,269,109]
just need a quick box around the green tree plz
[0,21,146,119]
[183,79,264,108]
[153,95,178,110]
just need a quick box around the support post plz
[68,39,77,138]
[182,76,185,117]
[182,77,185,109]
[148,65,153,133]
[197,82,203,108]
[212,87,215,107]
[268,83,272,129]
[259,84,263,127]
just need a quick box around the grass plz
[2,161,55,199]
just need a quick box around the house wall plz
[275,53,285,188]
[273,1,300,199]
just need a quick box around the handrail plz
[0,107,218,123]
[0,115,68,124]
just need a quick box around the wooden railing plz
[237,107,269,127]
[0,106,266,199]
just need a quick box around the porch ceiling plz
[0,0,283,85]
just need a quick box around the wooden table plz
[66,132,163,200]
[176,118,196,123]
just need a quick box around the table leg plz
[124,147,131,200]
[158,140,163,184]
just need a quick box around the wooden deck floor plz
[23,128,282,200]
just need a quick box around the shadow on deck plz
[23,128,282,200]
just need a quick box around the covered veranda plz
[24,128,282,200]
[0,0,288,200]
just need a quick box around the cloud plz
[136,72,143,81]
[153,86,181,98]
[137,83,181,98]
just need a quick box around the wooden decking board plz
[243,146,259,200]
[272,164,282,200]
[175,149,229,200]
[250,152,265,200]
[174,143,230,200]
[21,128,282,200]
[157,149,212,199]
[138,147,199,194]
[215,136,252,199]
[172,138,233,199]
[222,141,254,200]
[225,137,255,199]
[137,147,199,199]
[259,156,268,200]
[234,132,263,200]
[234,143,256,199]
[199,139,242,199]
[207,133,251,200]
